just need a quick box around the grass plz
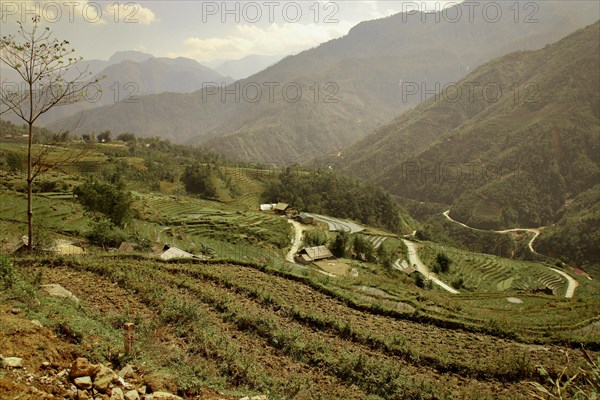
[1,142,599,399]
[419,241,569,295]
[4,254,598,399]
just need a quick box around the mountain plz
[338,21,600,234]
[535,185,600,272]
[94,57,232,97]
[215,54,284,80]
[108,50,153,64]
[2,52,231,126]
[50,1,599,163]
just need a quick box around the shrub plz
[0,254,15,289]
[302,229,328,247]
[74,179,133,227]
[87,222,127,248]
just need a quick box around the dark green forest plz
[262,166,409,233]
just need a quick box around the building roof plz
[260,203,276,211]
[299,246,333,261]
[274,203,290,211]
[160,246,196,261]
[118,242,136,253]
[402,266,417,275]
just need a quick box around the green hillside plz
[340,22,599,237]
[535,185,600,275]
[1,135,599,399]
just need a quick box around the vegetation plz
[0,18,99,251]
[341,22,600,238]
[302,228,328,247]
[434,252,451,274]
[73,178,133,227]
[529,350,600,400]
[536,185,600,276]
[1,20,599,399]
[262,166,409,233]
[181,163,217,199]
[330,231,349,258]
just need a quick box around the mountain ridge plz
[338,21,600,232]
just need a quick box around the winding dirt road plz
[442,210,540,253]
[550,268,579,298]
[442,210,578,298]
[286,220,306,263]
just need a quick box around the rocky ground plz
[0,295,266,400]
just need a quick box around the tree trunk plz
[27,121,33,253]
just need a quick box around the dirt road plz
[286,219,305,263]
[402,239,460,294]
[442,210,578,298]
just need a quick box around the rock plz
[138,385,146,395]
[2,357,23,368]
[251,396,268,400]
[110,387,124,400]
[31,319,43,328]
[118,376,133,390]
[41,361,51,369]
[40,283,80,304]
[10,307,22,314]
[93,365,119,393]
[124,390,140,400]
[57,369,69,379]
[70,358,101,379]
[118,365,135,379]
[74,376,93,390]
[144,374,176,393]
[149,392,184,400]
[77,389,91,400]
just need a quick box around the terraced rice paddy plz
[302,213,364,233]
[420,243,568,295]
[133,193,291,260]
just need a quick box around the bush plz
[87,221,127,248]
[0,254,15,289]
[74,179,133,227]
[6,152,24,172]
[330,231,349,258]
[436,253,451,274]
[302,229,328,247]
[414,273,425,288]
[181,164,217,198]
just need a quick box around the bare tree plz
[0,16,100,252]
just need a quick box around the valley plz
[1,4,599,399]
[1,136,598,399]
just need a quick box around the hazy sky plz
[0,1,461,64]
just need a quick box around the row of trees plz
[263,166,405,233]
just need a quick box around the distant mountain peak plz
[108,50,154,64]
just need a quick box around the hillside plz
[1,135,599,399]
[1,52,231,127]
[214,54,283,80]
[339,21,600,237]
[535,185,600,274]
[49,1,600,163]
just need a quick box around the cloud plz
[105,3,157,25]
[170,21,353,62]
[0,1,157,25]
